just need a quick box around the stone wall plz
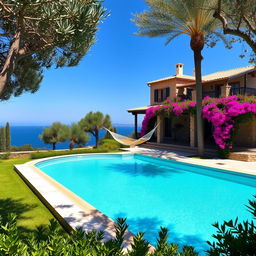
[233,117,256,148]
[170,114,190,144]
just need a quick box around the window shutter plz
[154,89,159,102]
[165,88,170,98]
[160,89,164,101]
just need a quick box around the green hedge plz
[10,144,40,152]
[31,139,123,159]
[30,146,120,159]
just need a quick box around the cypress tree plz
[0,127,6,152]
[5,122,10,151]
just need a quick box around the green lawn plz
[0,141,121,232]
[0,158,54,231]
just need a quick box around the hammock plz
[104,124,159,147]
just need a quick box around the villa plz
[128,64,256,149]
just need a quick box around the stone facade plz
[233,117,256,148]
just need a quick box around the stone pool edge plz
[14,151,256,252]
[14,152,137,251]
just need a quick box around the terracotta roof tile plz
[179,65,256,87]
[202,65,256,82]
[148,74,195,85]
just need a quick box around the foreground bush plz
[0,215,197,256]
[1,197,256,255]
[207,196,256,255]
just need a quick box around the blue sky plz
[0,0,252,126]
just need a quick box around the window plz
[187,88,192,100]
[154,89,159,102]
[230,83,240,95]
[214,84,221,98]
[165,88,170,98]
[154,87,170,103]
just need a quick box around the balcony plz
[230,87,256,96]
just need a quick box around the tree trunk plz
[95,129,99,148]
[52,143,56,150]
[0,32,21,95]
[191,34,205,156]
[69,139,75,150]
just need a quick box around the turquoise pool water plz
[36,154,256,253]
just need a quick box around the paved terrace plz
[122,147,256,176]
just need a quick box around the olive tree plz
[213,0,256,56]
[0,0,107,100]
[69,123,89,149]
[79,112,112,148]
[40,122,70,150]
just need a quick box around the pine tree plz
[0,127,6,152]
[0,1,107,100]
[5,122,10,151]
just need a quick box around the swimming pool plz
[35,154,256,253]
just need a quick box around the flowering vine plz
[141,96,256,155]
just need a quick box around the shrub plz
[99,139,121,151]
[30,147,120,159]
[0,152,10,160]
[10,144,39,152]
[0,215,198,256]
[207,196,256,255]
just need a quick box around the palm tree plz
[133,0,220,156]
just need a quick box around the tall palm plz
[133,0,219,156]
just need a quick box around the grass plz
[0,140,122,232]
[0,158,54,231]
[190,155,213,159]
[31,140,122,159]
[30,148,116,159]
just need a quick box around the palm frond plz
[133,0,221,45]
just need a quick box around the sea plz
[10,125,139,150]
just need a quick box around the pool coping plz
[14,151,256,251]
[122,147,256,177]
[14,152,137,251]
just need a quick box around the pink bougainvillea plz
[140,96,256,151]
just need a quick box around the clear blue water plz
[36,154,256,253]
[10,126,136,150]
